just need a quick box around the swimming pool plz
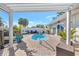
[32,34,48,41]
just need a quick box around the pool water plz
[32,34,48,41]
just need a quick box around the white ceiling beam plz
[11,7,68,12]
[1,3,79,12]
[5,3,74,12]
[6,3,72,7]
[0,4,12,13]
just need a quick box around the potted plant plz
[58,28,76,45]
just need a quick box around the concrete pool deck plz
[0,34,60,56]
[0,34,79,56]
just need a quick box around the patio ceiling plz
[4,3,79,12]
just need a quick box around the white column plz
[66,10,71,45]
[9,12,13,47]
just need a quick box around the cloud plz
[46,15,57,21]
[29,21,42,24]
[29,21,37,27]
[29,21,44,27]
[29,21,34,24]
[46,15,53,19]
[29,20,48,27]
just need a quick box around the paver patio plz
[0,34,60,56]
[0,34,79,56]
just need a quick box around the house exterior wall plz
[51,19,66,35]
[71,13,79,41]
[52,7,79,41]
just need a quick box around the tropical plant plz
[58,28,76,40]
[36,24,45,28]
[13,25,19,33]
[31,26,36,28]
[22,18,29,27]
[44,25,51,33]
[3,25,8,31]
[18,18,29,27]
[18,18,29,32]
[0,16,4,48]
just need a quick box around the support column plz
[9,12,13,47]
[66,10,71,45]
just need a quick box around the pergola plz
[0,3,79,47]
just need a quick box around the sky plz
[0,10,57,27]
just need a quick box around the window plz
[53,27,56,34]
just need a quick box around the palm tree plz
[18,18,29,27]
[36,24,45,28]
[18,18,29,32]
[22,18,29,27]
[13,25,19,33]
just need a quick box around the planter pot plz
[56,42,75,56]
